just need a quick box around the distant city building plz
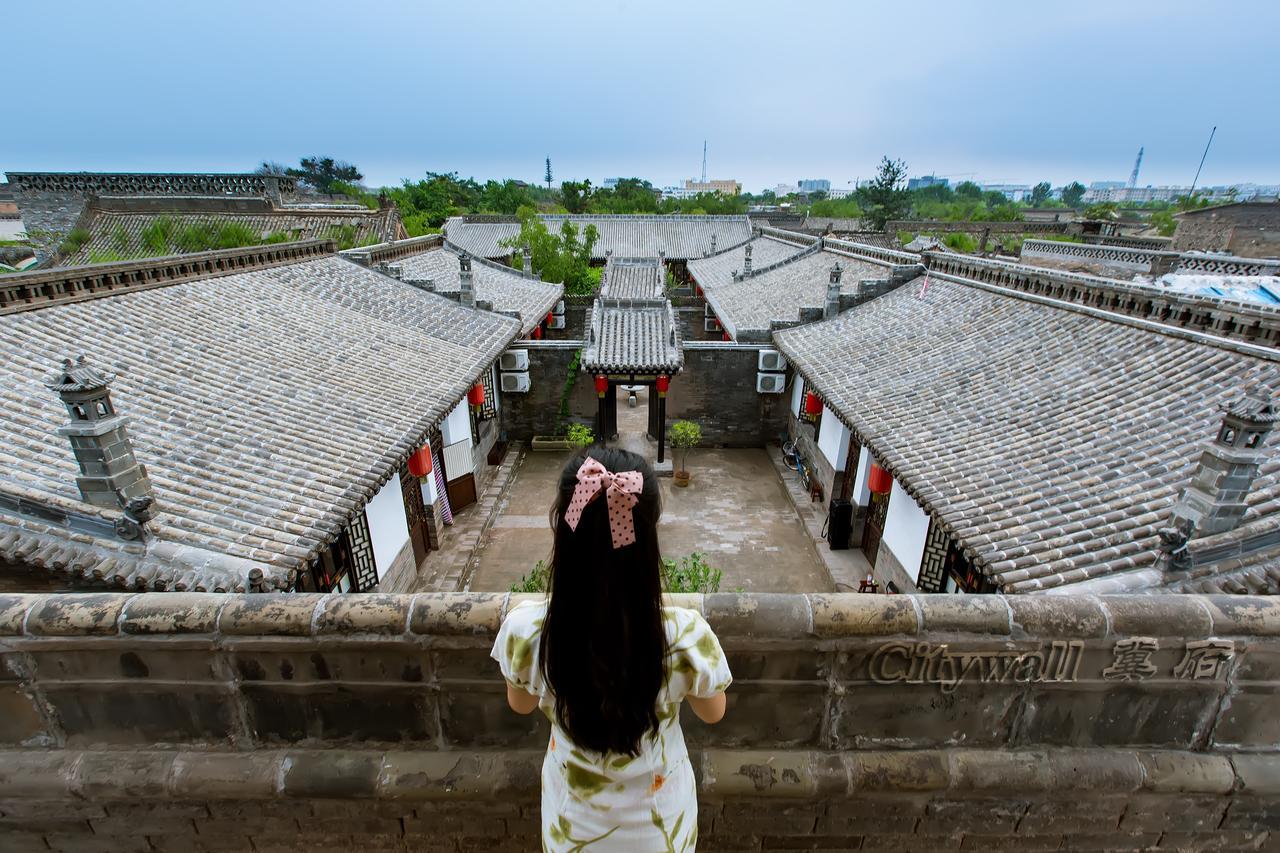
[907,175,950,191]
[602,178,621,189]
[661,178,742,199]
[827,187,855,200]
[1089,181,1126,190]
[980,184,1033,202]
[772,183,799,198]
[797,179,830,193]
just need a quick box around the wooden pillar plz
[657,391,667,464]
[605,384,618,439]
[596,383,607,440]
[647,384,660,439]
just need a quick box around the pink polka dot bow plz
[563,457,645,549]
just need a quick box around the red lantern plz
[532,326,542,340]
[407,445,433,477]
[594,374,608,396]
[655,375,670,394]
[868,463,893,495]
[546,311,554,325]
[722,331,731,342]
[803,391,822,416]
[696,286,704,298]
[467,382,485,408]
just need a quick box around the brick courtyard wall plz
[666,344,790,447]
[499,342,594,439]
[0,592,1276,852]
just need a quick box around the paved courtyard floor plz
[464,390,833,593]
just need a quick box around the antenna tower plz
[1127,147,1144,189]
[701,141,707,184]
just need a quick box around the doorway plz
[862,489,889,566]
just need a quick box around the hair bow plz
[563,457,645,549]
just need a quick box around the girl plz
[492,447,731,851]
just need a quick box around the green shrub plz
[669,420,703,473]
[88,249,126,264]
[59,227,91,257]
[141,217,180,254]
[942,232,978,253]
[566,423,594,448]
[111,226,131,253]
[508,553,723,594]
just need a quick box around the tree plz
[476,180,535,215]
[1061,181,1086,208]
[545,158,553,190]
[256,161,289,176]
[954,181,982,201]
[1030,181,1052,206]
[856,156,910,230]
[286,157,363,194]
[500,206,599,295]
[560,180,592,214]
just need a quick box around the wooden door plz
[862,489,889,566]
[399,464,429,566]
[839,439,860,502]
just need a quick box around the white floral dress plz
[492,600,732,852]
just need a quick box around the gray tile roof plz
[0,255,519,590]
[697,244,889,339]
[444,215,753,261]
[373,244,562,335]
[687,235,814,292]
[774,272,1280,594]
[600,256,666,299]
[581,297,683,374]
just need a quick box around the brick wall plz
[666,345,790,447]
[0,592,1276,851]
[498,343,595,439]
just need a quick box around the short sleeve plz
[669,609,732,699]
[491,600,546,694]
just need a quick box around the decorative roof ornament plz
[45,355,113,393]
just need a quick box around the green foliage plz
[1030,182,1052,206]
[59,227,91,257]
[560,180,592,214]
[1060,181,1087,208]
[809,197,865,219]
[588,178,660,214]
[1083,202,1119,221]
[545,157,553,189]
[330,180,380,209]
[510,560,550,593]
[286,156,363,193]
[1150,209,1177,237]
[141,217,179,254]
[670,420,703,473]
[942,232,978,253]
[566,423,594,448]
[855,156,910,230]
[500,206,599,295]
[658,193,747,215]
[111,226,130,253]
[87,249,125,264]
[954,181,982,201]
[896,230,915,246]
[661,552,722,594]
[556,349,582,435]
[508,553,723,594]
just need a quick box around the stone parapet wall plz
[1022,239,1280,277]
[924,251,1280,349]
[0,592,1276,850]
[0,591,1274,850]
[889,219,1072,235]
[6,173,296,196]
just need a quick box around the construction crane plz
[701,141,707,184]
[1128,147,1144,189]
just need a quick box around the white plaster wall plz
[851,448,872,507]
[817,405,849,470]
[789,371,804,416]
[441,400,471,446]
[882,478,930,583]
[366,476,410,579]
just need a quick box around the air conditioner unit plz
[548,316,566,330]
[756,373,786,394]
[758,349,786,372]
[553,300,566,316]
[499,350,529,372]
[704,317,721,333]
[500,371,531,393]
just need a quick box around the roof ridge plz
[0,240,336,316]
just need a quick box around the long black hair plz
[538,446,668,756]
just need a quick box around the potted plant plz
[669,420,702,487]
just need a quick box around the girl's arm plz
[506,682,540,715]
[686,692,727,724]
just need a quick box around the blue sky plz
[4,0,1278,192]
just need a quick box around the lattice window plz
[916,516,949,593]
[478,368,498,421]
[345,511,379,592]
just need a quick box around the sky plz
[4,0,1279,193]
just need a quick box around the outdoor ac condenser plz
[499,350,529,372]
[704,317,721,333]
[548,316,566,330]
[758,349,786,372]
[500,372,531,393]
[756,373,786,394]
[553,300,566,315]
